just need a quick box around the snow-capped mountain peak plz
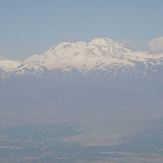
[0,38,163,77]
[37,38,134,71]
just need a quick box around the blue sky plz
[0,0,163,59]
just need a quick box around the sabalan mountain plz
[0,38,163,77]
[0,38,163,162]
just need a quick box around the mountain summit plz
[0,38,163,77]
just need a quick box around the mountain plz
[0,38,163,162]
[0,38,163,78]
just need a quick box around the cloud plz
[149,37,163,53]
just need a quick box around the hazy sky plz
[0,0,163,59]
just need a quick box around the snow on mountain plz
[40,38,134,71]
[0,38,163,77]
[0,58,21,72]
